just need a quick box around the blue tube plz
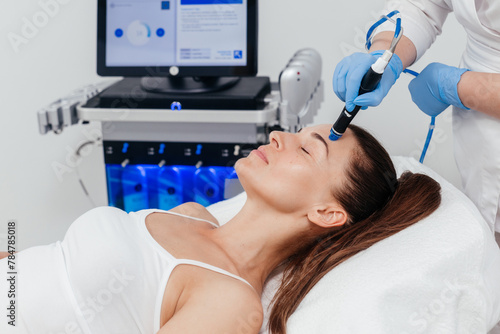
[403,69,435,164]
[365,10,400,50]
[403,68,420,77]
[394,18,402,39]
[419,116,436,163]
[362,12,435,163]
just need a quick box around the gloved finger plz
[353,88,384,107]
[408,77,429,113]
[361,106,368,110]
[410,93,448,117]
[333,61,349,102]
[408,78,449,117]
[345,62,373,111]
[346,99,357,112]
[407,76,419,96]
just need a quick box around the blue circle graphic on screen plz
[115,29,124,38]
[127,21,151,46]
[156,28,165,37]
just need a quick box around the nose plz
[269,131,283,151]
[269,130,298,151]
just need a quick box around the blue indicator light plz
[171,101,182,111]
[122,143,129,153]
[156,28,165,37]
[159,144,166,154]
[196,144,203,155]
[115,29,124,38]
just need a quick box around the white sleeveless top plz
[0,206,253,334]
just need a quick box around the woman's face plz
[235,124,358,214]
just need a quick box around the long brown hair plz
[268,125,441,333]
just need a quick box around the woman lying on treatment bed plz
[0,124,441,334]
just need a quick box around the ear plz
[307,204,347,229]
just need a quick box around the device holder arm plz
[37,80,118,135]
[278,48,324,132]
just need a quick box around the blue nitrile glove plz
[333,50,403,112]
[408,62,470,117]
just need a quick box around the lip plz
[253,147,269,164]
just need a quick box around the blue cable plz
[365,12,434,164]
[394,18,402,40]
[402,68,419,77]
[419,116,436,163]
[402,69,435,163]
[365,10,401,50]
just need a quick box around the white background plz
[0,0,466,250]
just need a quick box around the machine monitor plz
[97,0,258,93]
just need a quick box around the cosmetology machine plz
[37,0,323,212]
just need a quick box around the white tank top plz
[0,206,253,334]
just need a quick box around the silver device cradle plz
[37,48,323,140]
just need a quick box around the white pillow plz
[207,156,500,333]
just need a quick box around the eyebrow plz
[297,128,329,156]
[312,132,329,156]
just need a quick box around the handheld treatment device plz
[329,11,403,141]
[329,54,391,141]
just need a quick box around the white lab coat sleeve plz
[375,0,453,62]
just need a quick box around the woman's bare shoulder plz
[170,202,220,226]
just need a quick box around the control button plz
[122,142,129,153]
[121,159,130,168]
[169,66,179,76]
[196,144,203,155]
[233,145,241,156]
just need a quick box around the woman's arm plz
[378,0,452,62]
[0,252,11,260]
[370,32,417,69]
[458,71,500,119]
[157,283,263,334]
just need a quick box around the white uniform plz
[382,0,500,233]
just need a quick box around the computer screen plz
[97,0,257,78]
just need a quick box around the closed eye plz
[301,147,310,155]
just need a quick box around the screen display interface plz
[106,0,248,67]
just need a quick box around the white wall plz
[0,0,466,250]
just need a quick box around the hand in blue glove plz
[333,50,403,112]
[408,62,470,117]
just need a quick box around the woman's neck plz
[207,199,312,294]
